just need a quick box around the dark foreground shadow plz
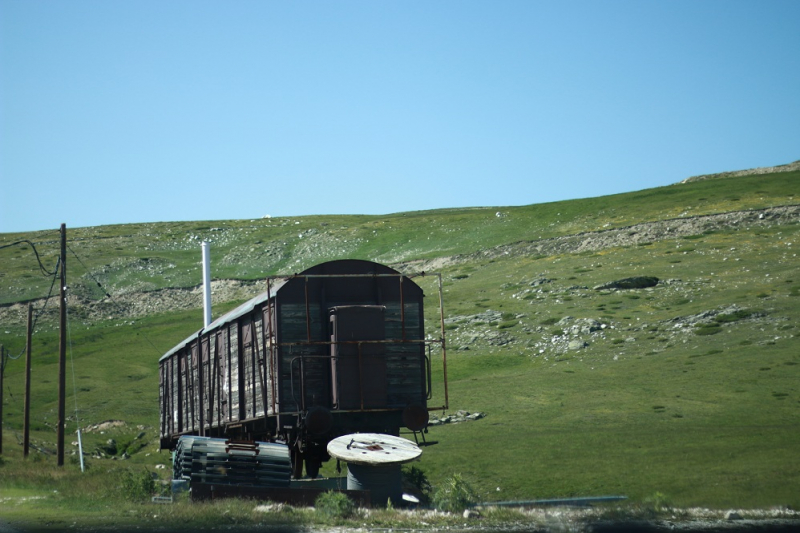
[587,521,800,533]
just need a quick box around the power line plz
[67,244,111,299]
[66,302,86,471]
[67,243,166,358]
[0,235,61,358]
[5,257,61,362]
[0,240,58,276]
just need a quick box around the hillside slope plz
[681,159,800,183]
[0,164,798,510]
[1,203,798,328]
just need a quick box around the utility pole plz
[24,303,33,458]
[0,344,4,455]
[57,223,66,466]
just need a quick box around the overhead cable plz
[68,244,111,298]
[0,240,58,276]
[4,257,61,362]
[67,244,165,357]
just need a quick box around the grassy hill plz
[1,165,799,522]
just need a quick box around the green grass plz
[1,168,799,526]
[2,170,797,304]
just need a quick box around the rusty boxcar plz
[159,259,448,478]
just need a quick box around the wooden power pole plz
[57,223,66,466]
[0,344,4,455]
[24,303,33,457]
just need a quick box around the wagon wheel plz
[291,447,304,479]
[305,458,321,479]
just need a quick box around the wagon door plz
[329,305,387,410]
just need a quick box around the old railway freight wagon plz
[159,259,448,478]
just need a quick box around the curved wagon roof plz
[158,259,417,362]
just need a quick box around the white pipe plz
[201,241,212,327]
[77,429,85,472]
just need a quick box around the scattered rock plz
[463,508,481,519]
[559,317,604,335]
[594,276,659,290]
[254,503,285,513]
[485,331,514,346]
[568,339,588,351]
[84,420,127,433]
[103,439,118,455]
[725,510,743,520]
[668,304,766,330]
[429,410,486,426]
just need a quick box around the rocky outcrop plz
[681,159,800,183]
[429,410,486,426]
[594,276,659,290]
[397,205,800,273]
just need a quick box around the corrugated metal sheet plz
[173,436,291,488]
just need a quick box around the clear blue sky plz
[2,1,798,233]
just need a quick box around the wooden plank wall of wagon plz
[240,320,254,420]
[384,302,427,408]
[181,345,191,434]
[228,323,240,421]
[170,355,179,435]
[159,364,165,437]
[240,318,266,421]
[199,336,211,433]
[218,330,230,424]
[277,303,329,413]
[160,357,174,438]
[261,304,277,417]
[179,351,187,433]
[253,315,267,418]
[180,349,191,433]
[189,341,200,432]
[209,332,224,428]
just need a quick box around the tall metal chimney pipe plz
[201,241,212,327]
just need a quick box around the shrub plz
[315,490,355,520]
[402,465,432,504]
[120,468,155,502]
[432,473,477,513]
[694,324,721,336]
[644,491,671,512]
[714,309,755,323]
